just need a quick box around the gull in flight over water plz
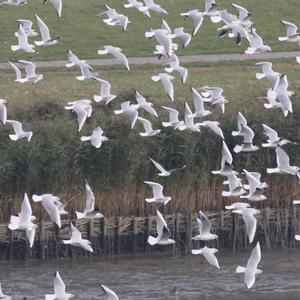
[149,157,186,177]
[137,117,160,137]
[45,271,74,300]
[62,223,94,253]
[93,77,116,105]
[8,193,37,248]
[192,210,217,241]
[0,283,11,300]
[212,141,237,177]
[34,14,59,46]
[233,207,260,243]
[43,0,62,18]
[100,284,119,300]
[192,246,220,269]
[8,60,43,84]
[76,181,104,219]
[236,242,262,289]
[6,120,32,142]
[241,169,267,202]
[144,181,171,205]
[81,126,108,148]
[98,45,130,71]
[148,210,175,246]
[11,24,35,53]
[151,73,175,101]
[114,101,138,129]
[32,194,62,228]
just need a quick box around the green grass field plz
[0,0,300,62]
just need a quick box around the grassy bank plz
[0,0,300,62]
[0,60,299,222]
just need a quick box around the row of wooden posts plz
[1,206,300,260]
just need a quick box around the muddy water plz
[1,249,300,299]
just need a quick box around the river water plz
[1,249,300,299]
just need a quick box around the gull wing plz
[243,169,260,195]
[262,124,279,143]
[232,3,250,21]
[6,120,23,135]
[243,210,257,243]
[138,117,153,133]
[93,77,111,96]
[144,181,164,198]
[161,106,179,123]
[247,242,261,269]
[19,193,32,224]
[100,284,119,300]
[73,105,88,131]
[70,223,82,240]
[17,60,36,77]
[281,20,298,37]
[53,271,66,296]
[84,180,95,214]
[191,87,205,113]
[221,141,233,167]
[35,14,51,42]
[156,210,170,239]
[243,125,255,144]
[276,147,290,169]
[8,61,22,81]
[149,157,168,174]
[198,210,212,235]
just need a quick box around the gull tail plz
[75,211,85,219]
[236,266,246,273]
[278,36,287,41]
[9,135,19,141]
[45,295,56,300]
[162,122,172,127]
[295,235,300,241]
[233,145,243,153]
[255,73,265,80]
[147,235,158,246]
[93,95,105,103]
[80,136,91,142]
[151,75,160,82]
[145,198,157,203]
[191,249,202,255]
[221,191,231,197]
[8,216,19,230]
[266,168,279,174]
[11,45,20,52]
[164,67,173,73]
[32,195,43,202]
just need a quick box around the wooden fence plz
[1,206,300,260]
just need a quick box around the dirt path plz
[0,51,298,70]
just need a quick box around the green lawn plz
[0,0,300,62]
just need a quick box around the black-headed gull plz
[137,117,160,137]
[124,0,150,18]
[15,19,38,37]
[232,112,247,136]
[241,169,267,202]
[8,193,37,248]
[164,55,188,84]
[231,3,253,28]
[62,223,93,252]
[81,126,108,148]
[212,141,237,176]
[201,86,228,113]
[114,101,138,129]
[236,242,262,289]
[245,29,271,55]
[262,124,294,148]
[148,210,175,246]
[76,62,99,81]
[45,271,74,299]
[192,210,217,241]
[177,102,201,132]
[100,284,119,300]
[32,194,62,228]
[100,5,130,31]
[34,14,59,46]
[98,45,130,71]
[65,99,92,131]
[225,202,250,210]
[278,20,300,44]
[267,146,300,177]
[66,49,81,68]
[142,0,167,15]
[6,120,32,142]
[161,106,184,128]
[192,246,220,269]
[93,77,116,105]
[151,73,174,101]
[133,91,158,117]
[144,181,171,205]
[9,60,43,84]
[76,181,104,219]
[149,157,186,177]
[190,87,211,118]
[11,24,35,53]
[255,62,280,88]
[43,0,62,18]
[233,207,260,243]
[197,120,224,139]
[222,174,245,197]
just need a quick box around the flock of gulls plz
[0,0,300,298]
